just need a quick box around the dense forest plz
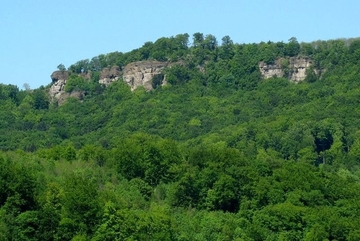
[1,33,360,240]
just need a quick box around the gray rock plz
[48,61,171,104]
[259,57,315,83]
[99,66,122,86]
[51,71,69,82]
[122,61,170,91]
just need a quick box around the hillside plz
[1,33,360,240]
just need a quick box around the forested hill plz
[1,33,360,240]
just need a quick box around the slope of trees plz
[1,33,360,240]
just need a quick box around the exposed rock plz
[49,70,86,105]
[80,71,92,80]
[49,71,69,103]
[57,91,84,106]
[99,66,122,86]
[288,57,313,82]
[259,57,314,83]
[49,78,67,101]
[122,61,169,90]
[259,59,284,79]
[51,71,69,82]
[49,61,170,104]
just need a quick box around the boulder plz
[51,71,69,82]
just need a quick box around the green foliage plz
[61,171,101,236]
[32,89,49,109]
[93,203,173,240]
[64,75,87,93]
[165,64,192,85]
[0,155,39,213]
[2,34,360,240]
[285,37,301,56]
[57,63,66,71]
[304,67,318,83]
[68,59,90,74]
[152,73,164,89]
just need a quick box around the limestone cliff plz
[49,71,85,105]
[259,57,314,83]
[122,61,169,91]
[49,60,170,104]
[49,57,315,105]
[99,66,122,86]
[49,71,68,102]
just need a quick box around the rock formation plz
[48,61,171,104]
[49,57,319,105]
[259,57,314,83]
[51,70,69,82]
[122,61,169,91]
[50,56,316,105]
[49,71,69,102]
[49,70,85,105]
[49,79,66,100]
[99,66,122,86]
[56,91,85,106]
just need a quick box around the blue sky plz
[1,0,359,89]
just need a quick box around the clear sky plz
[1,0,359,89]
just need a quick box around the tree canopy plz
[1,33,360,240]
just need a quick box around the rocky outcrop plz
[259,57,314,83]
[80,71,92,80]
[51,71,69,82]
[49,71,69,103]
[99,66,122,86]
[122,61,169,91]
[49,78,84,105]
[49,61,171,104]
[259,59,284,79]
[49,79,67,101]
[56,91,84,106]
[49,70,85,105]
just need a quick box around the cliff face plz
[49,57,316,104]
[259,57,314,83]
[49,61,170,104]
[122,61,169,91]
[49,71,68,102]
[49,72,85,105]
[99,66,122,86]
